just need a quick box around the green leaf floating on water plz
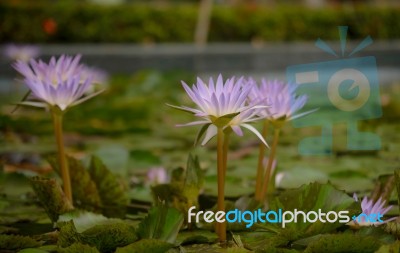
[115,239,174,253]
[57,220,138,253]
[82,223,138,253]
[175,230,218,245]
[375,240,400,253]
[57,210,123,233]
[303,234,381,253]
[88,155,129,218]
[251,245,299,253]
[239,228,302,251]
[0,234,41,250]
[265,182,360,238]
[57,243,100,253]
[235,231,275,250]
[357,226,395,245]
[47,155,102,211]
[225,248,252,253]
[17,249,49,253]
[30,177,74,222]
[137,203,184,244]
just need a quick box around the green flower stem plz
[260,127,281,202]
[216,127,226,242]
[51,111,73,204]
[255,119,269,201]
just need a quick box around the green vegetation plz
[1,3,400,43]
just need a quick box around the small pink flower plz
[147,167,169,185]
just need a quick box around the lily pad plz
[58,243,100,253]
[115,239,173,253]
[0,234,41,250]
[277,168,329,189]
[94,145,129,177]
[303,234,381,253]
[375,240,400,253]
[57,211,121,233]
[175,230,218,245]
[266,182,360,238]
[17,249,49,253]
[57,220,137,252]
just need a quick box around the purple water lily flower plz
[81,65,109,85]
[352,194,396,226]
[168,74,268,146]
[248,79,314,125]
[13,55,102,111]
[81,66,109,94]
[4,44,40,62]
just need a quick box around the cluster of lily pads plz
[1,51,400,253]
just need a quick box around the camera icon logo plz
[286,26,382,155]
[327,68,370,112]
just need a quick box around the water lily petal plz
[241,123,269,147]
[201,124,218,146]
